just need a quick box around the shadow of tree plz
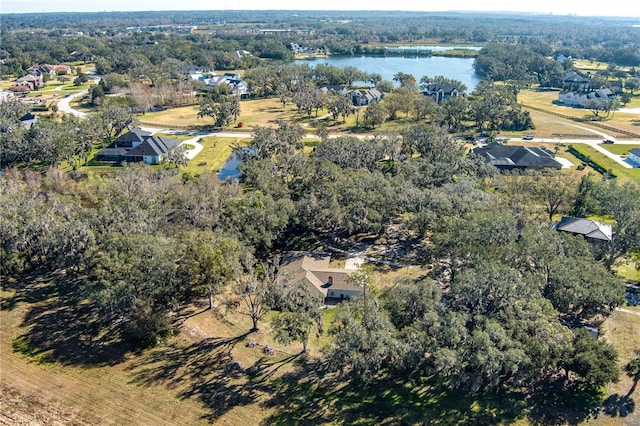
[7,271,134,366]
[128,333,302,422]
[602,394,636,418]
[261,362,527,426]
[526,380,603,426]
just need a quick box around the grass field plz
[2,269,639,426]
[138,98,331,131]
[518,89,640,138]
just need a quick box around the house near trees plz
[557,88,614,107]
[95,128,182,164]
[473,144,563,171]
[10,74,43,92]
[421,83,460,104]
[552,216,613,244]
[278,252,363,305]
[19,112,38,129]
[350,88,383,106]
[190,72,249,96]
[563,71,591,91]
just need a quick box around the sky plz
[2,0,640,17]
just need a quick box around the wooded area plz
[1,9,640,425]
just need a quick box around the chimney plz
[327,276,333,286]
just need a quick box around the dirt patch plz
[0,383,85,425]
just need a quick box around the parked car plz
[603,139,615,144]
[522,135,534,140]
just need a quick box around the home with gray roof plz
[277,251,363,305]
[421,83,460,105]
[563,71,591,91]
[19,112,38,129]
[350,88,384,106]
[552,216,613,244]
[95,128,181,164]
[472,144,563,171]
[557,88,614,108]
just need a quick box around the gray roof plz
[422,83,458,95]
[473,145,562,170]
[278,251,363,299]
[553,217,613,242]
[125,136,181,157]
[110,128,152,148]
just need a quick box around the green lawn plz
[153,132,194,141]
[182,136,245,175]
[599,144,640,156]
[570,144,640,182]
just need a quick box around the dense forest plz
[2,10,640,76]
[1,9,640,424]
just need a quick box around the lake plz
[296,55,482,90]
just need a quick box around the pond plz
[295,55,482,90]
[217,150,243,181]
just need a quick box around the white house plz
[628,148,640,167]
[557,88,614,107]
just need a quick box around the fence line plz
[522,103,640,138]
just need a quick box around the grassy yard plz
[182,136,245,175]
[569,144,640,182]
[591,309,640,426]
[599,144,640,156]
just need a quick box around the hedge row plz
[568,145,616,178]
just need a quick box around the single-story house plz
[563,71,591,91]
[557,88,614,107]
[628,148,640,167]
[124,136,181,164]
[552,216,613,243]
[421,83,460,105]
[95,128,181,164]
[278,251,363,304]
[350,88,383,106]
[473,144,563,171]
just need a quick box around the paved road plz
[57,90,89,118]
[60,95,639,165]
